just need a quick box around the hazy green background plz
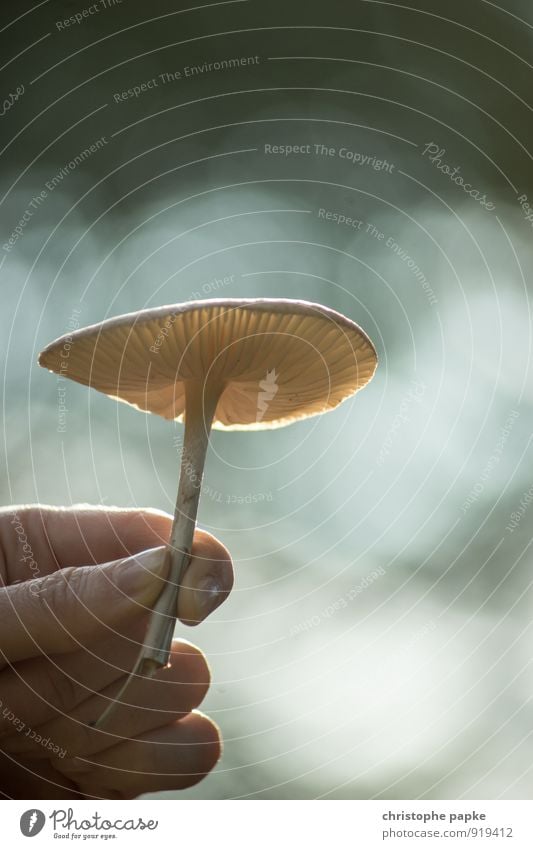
[1,0,533,798]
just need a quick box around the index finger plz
[0,506,172,584]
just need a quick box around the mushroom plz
[38,298,377,726]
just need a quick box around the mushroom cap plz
[38,298,377,430]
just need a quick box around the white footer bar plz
[4,800,533,848]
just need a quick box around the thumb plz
[0,546,169,666]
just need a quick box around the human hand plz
[0,505,233,799]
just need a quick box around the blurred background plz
[1,0,533,799]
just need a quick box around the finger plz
[0,528,232,666]
[0,617,150,739]
[0,751,81,799]
[54,711,221,798]
[0,506,232,602]
[0,505,173,583]
[177,529,233,625]
[2,641,210,760]
[0,546,168,667]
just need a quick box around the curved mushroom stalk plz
[93,380,222,729]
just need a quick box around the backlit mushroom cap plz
[38,298,377,429]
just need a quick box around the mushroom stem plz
[142,379,222,670]
[92,380,221,730]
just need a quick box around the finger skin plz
[0,518,233,665]
[54,712,222,798]
[0,549,168,667]
[0,751,82,799]
[2,641,211,759]
[0,505,232,584]
[0,506,172,581]
[178,530,233,625]
[0,616,150,739]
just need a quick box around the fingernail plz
[115,546,168,604]
[194,576,226,619]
